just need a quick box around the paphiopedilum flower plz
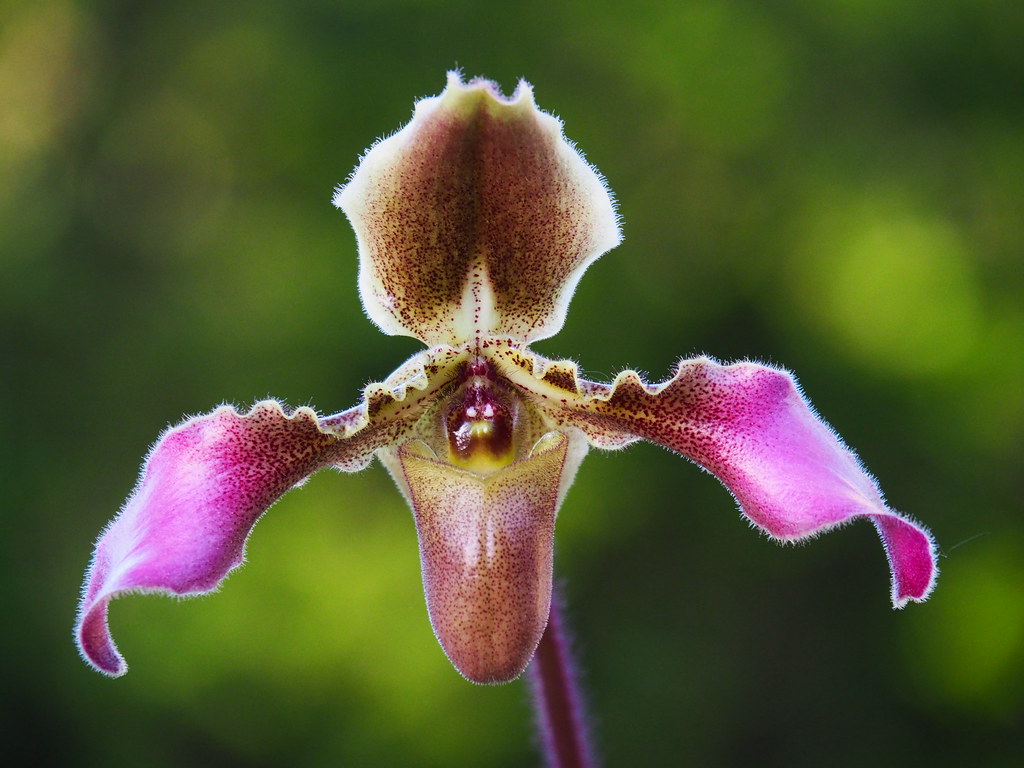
[76,73,937,685]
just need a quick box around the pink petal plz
[75,401,350,677]
[334,71,620,346]
[396,433,572,684]
[497,349,938,607]
[77,346,470,678]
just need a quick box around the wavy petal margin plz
[75,346,469,677]
[497,348,938,608]
[75,402,350,676]
[334,71,620,346]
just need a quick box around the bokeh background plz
[3,0,1022,765]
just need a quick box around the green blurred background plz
[3,0,1022,765]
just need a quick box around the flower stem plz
[527,589,596,768]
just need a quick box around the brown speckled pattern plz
[399,433,568,684]
[320,345,470,468]
[76,72,937,683]
[75,346,469,677]
[493,346,937,610]
[77,401,355,676]
[336,74,619,345]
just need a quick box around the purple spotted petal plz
[75,402,350,677]
[76,346,470,678]
[497,349,938,607]
[334,71,620,346]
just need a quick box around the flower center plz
[445,376,516,474]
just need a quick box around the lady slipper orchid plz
[75,72,938,686]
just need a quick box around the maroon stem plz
[527,590,596,768]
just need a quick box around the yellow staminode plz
[447,419,516,475]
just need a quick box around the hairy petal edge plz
[497,349,938,607]
[75,402,350,676]
[334,71,620,346]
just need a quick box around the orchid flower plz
[75,72,937,687]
